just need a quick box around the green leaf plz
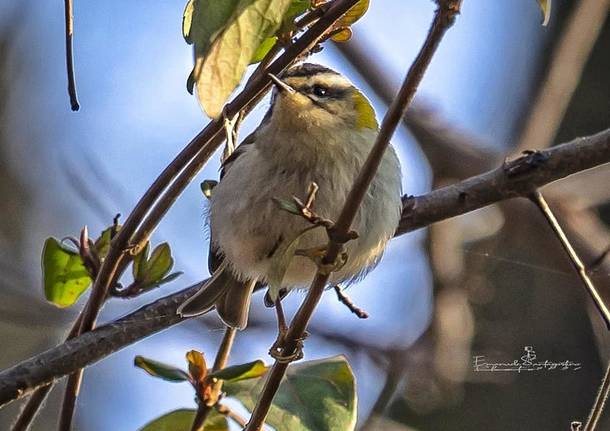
[537,0,551,26]
[143,243,174,284]
[249,0,310,64]
[184,0,241,49]
[132,241,150,281]
[286,0,310,18]
[94,226,113,259]
[208,360,267,382]
[201,180,219,199]
[139,409,228,431]
[192,0,293,118]
[134,356,190,382]
[156,272,183,286]
[42,238,92,308]
[250,36,278,64]
[182,0,195,44]
[224,355,357,431]
[186,350,208,383]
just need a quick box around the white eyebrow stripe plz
[285,73,354,90]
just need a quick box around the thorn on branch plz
[333,285,369,318]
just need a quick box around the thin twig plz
[3,126,610,406]
[10,385,52,431]
[57,276,109,431]
[10,311,85,431]
[333,285,368,318]
[584,358,610,430]
[244,2,462,429]
[190,327,237,431]
[64,0,79,111]
[216,404,248,428]
[528,191,610,328]
[57,372,82,431]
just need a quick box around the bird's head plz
[267,63,378,131]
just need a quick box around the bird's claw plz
[295,246,349,275]
[268,332,308,363]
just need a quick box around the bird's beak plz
[268,73,296,95]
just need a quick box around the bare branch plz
[10,311,85,431]
[0,282,203,407]
[396,128,610,236]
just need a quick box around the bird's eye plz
[311,85,329,97]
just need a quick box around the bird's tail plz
[177,262,255,330]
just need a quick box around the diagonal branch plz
[1,126,610,408]
[244,1,462,429]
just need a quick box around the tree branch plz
[396,128,610,236]
[2,125,610,408]
[244,1,462,429]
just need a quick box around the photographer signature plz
[473,346,582,372]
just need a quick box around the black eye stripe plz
[297,84,348,99]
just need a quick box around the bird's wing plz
[208,130,257,273]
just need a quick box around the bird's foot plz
[268,331,308,364]
[295,246,349,275]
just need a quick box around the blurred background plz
[0,0,609,429]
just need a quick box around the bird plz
[177,63,402,336]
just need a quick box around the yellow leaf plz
[335,0,369,29]
[537,0,551,26]
[331,27,352,42]
[186,350,208,382]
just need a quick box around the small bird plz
[178,63,402,332]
